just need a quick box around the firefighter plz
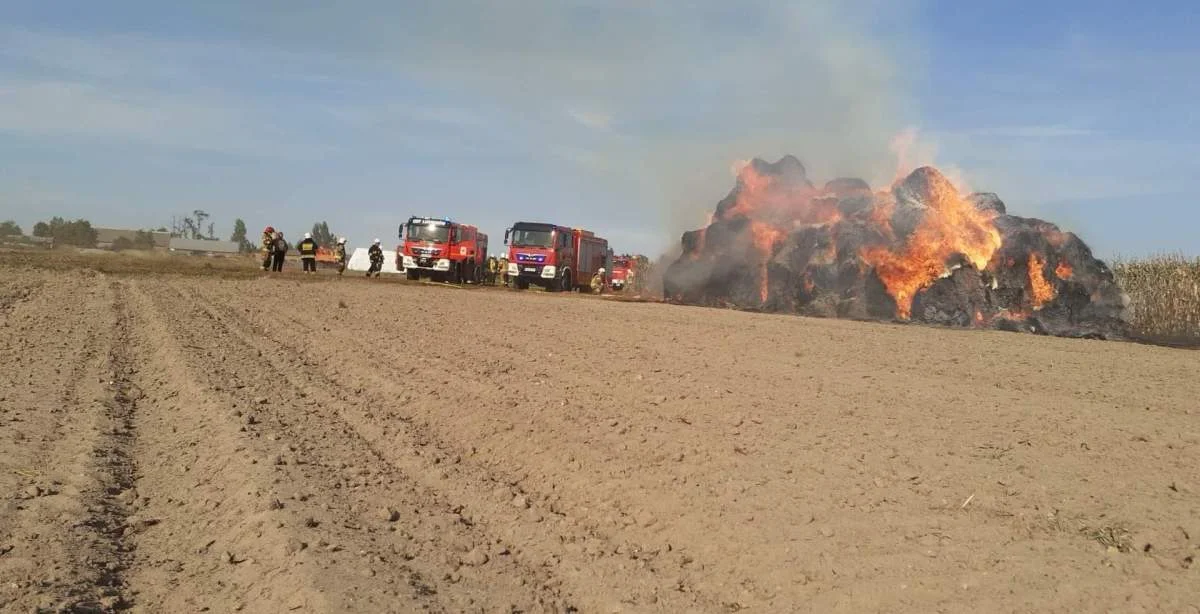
[298,232,318,274]
[367,238,384,278]
[335,237,348,276]
[498,254,509,286]
[270,231,288,272]
[590,267,607,294]
[486,254,498,285]
[260,226,275,271]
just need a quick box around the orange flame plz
[723,163,836,227]
[750,221,782,303]
[860,174,1002,318]
[1055,260,1073,280]
[1028,253,1055,309]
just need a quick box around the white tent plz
[346,247,402,274]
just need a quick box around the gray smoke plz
[220,0,926,253]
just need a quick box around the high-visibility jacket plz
[298,238,318,259]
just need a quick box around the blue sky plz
[1,0,1197,258]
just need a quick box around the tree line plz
[1,215,341,252]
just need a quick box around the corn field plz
[1112,254,1200,342]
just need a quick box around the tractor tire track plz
[0,274,138,612]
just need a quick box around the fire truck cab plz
[504,222,610,292]
[610,254,637,291]
[398,216,488,284]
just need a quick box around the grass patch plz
[0,248,264,278]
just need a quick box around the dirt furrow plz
[191,280,739,611]
[4,260,1200,613]
[206,277,1200,612]
[0,273,137,611]
[134,278,570,612]
[115,279,333,612]
[184,280,727,611]
[71,280,141,611]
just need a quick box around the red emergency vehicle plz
[610,254,639,291]
[397,216,488,283]
[504,222,611,292]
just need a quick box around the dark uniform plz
[335,242,347,275]
[367,243,384,277]
[271,233,288,272]
[298,236,318,273]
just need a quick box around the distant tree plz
[133,230,156,250]
[193,210,210,240]
[32,217,97,247]
[310,221,336,246]
[154,226,168,233]
[0,220,22,237]
[230,219,254,253]
[111,236,134,251]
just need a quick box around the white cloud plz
[566,108,613,132]
[0,79,329,159]
[966,125,1097,139]
[0,2,928,254]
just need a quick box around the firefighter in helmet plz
[367,238,384,278]
[590,267,607,294]
[298,232,319,274]
[335,237,348,276]
[486,254,498,285]
[261,226,275,271]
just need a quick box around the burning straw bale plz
[664,156,1129,339]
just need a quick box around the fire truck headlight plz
[507,263,519,276]
[540,266,556,279]
[434,259,451,271]
[402,256,416,268]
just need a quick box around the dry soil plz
[1,261,1198,613]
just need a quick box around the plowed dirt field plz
[2,260,1198,613]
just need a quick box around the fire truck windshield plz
[406,222,449,243]
[510,229,553,248]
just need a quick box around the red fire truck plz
[504,222,611,292]
[397,216,488,283]
[610,254,639,291]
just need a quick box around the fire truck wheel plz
[406,269,419,281]
[559,270,573,293]
[515,278,530,290]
